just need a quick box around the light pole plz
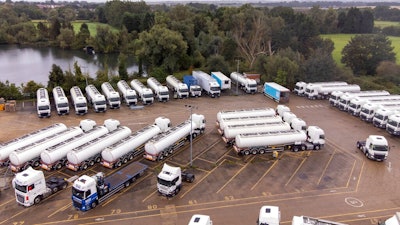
[185,104,195,167]
[236,59,240,95]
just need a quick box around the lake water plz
[0,45,140,86]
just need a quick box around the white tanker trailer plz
[218,115,283,134]
[144,114,206,161]
[66,124,131,171]
[0,123,67,166]
[222,122,291,145]
[233,126,325,155]
[216,108,276,126]
[9,126,83,172]
[40,119,115,170]
[101,117,171,168]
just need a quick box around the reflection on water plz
[0,45,139,86]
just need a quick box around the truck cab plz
[379,212,400,225]
[72,173,101,211]
[357,135,389,161]
[257,205,280,225]
[188,214,213,225]
[36,88,51,118]
[13,167,66,207]
[157,163,194,197]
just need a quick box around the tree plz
[23,81,43,98]
[57,27,74,49]
[48,64,65,89]
[341,34,396,75]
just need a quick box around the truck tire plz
[34,196,41,205]
[301,145,307,151]
[91,201,97,209]
[244,150,250,155]
[89,160,95,166]
[116,161,122,168]
[55,163,63,170]
[124,181,130,187]
[82,163,88,170]
[251,149,258,155]
[259,149,265,154]
[33,160,40,167]
[52,187,58,193]
[122,157,128,164]
[314,145,320,150]
[95,156,101,163]
[62,183,67,189]
[293,146,299,152]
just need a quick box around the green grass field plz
[374,20,400,28]
[32,20,118,36]
[321,34,400,65]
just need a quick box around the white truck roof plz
[258,205,280,225]
[188,214,212,225]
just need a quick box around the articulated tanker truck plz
[222,121,291,145]
[218,115,283,134]
[147,77,170,102]
[9,126,84,172]
[66,121,131,171]
[101,117,171,168]
[40,119,113,170]
[144,114,206,161]
[216,108,276,126]
[0,123,67,166]
[233,126,325,155]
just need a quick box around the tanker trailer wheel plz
[89,160,95,166]
[259,149,265,154]
[55,163,62,170]
[293,146,299,152]
[158,154,164,161]
[82,163,88,170]
[123,157,128,164]
[128,154,134,161]
[301,145,307,151]
[244,150,250,155]
[95,156,101,163]
[33,160,40,167]
[251,149,258,155]
[192,133,197,138]
[314,145,320,150]
[116,161,122,168]
[163,150,169,157]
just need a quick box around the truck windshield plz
[14,183,27,193]
[157,178,173,187]
[127,95,137,100]
[387,119,398,127]
[76,103,87,107]
[72,187,85,199]
[179,88,188,93]
[193,87,201,92]
[160,91,169,96]
[109,98,120,102]
[144,94,154,98]
[361,108,371,114]
[348,102,356,109]
[210,87,220,91]
[38,105,49,110]
[373,145,388,152]
[95,100,106,105]
[58,103,68,108]
[249,84,257,88]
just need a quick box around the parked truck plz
[216,108,276,126]
[144,114,206,161]
[40,119,111,171]
[12,167,67,207]
[66,122,131,171]
[157,163,195,197]
[386,114,400,135]
[360,102,400,122]
[130,79,154,104]
[85,84,107,112]
[305,84,361,100]
[166,75,189,99]
[378,212,400,225]
[230,72,257,94]
[192,71,221,97]
[233,126,325,155]
[117,80,137,106]
[263,82,290,103]
[218,115,283,134]
[276,105,291,117]
[9,126,84,172]
[70,86,88,115]
[147,77,170,102]
[101,82,121,109]
[0,123,67,166]
[211,71,231,90]
[337,90,391,110]
[183,75,202,97]
[294,81,348,97]
[292,216,348,225]
[356,135,389,161]
[222,121,291,145]
[52,86,69,115]
[188,214,213,225]
[101,117,171,168]
[374,108,400,129]
[347,95,400,117]
[36,88,51,118]
[257,205,280,225]
[71,161,148,211]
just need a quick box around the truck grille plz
[374,154,385,160]
[16,193,25,203]
[387,127,394,134]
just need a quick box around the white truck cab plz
[379,212,400,225]
[157,163,194,197]
[36,88,51,118]
[52,86,69,115]
[257,205,280,225]
[188,214,213,225]
[357,135,389,161]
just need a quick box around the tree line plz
[1,1,400,100]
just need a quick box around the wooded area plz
[2,1,400,99]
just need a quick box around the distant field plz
[374,20,400,28]
[32,20,118,36]
[321,34,400,66]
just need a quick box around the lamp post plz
[185,104,196,167]
[236,59,240,95]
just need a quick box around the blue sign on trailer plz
[263,82,290,103]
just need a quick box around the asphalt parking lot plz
[0,90,399,225]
